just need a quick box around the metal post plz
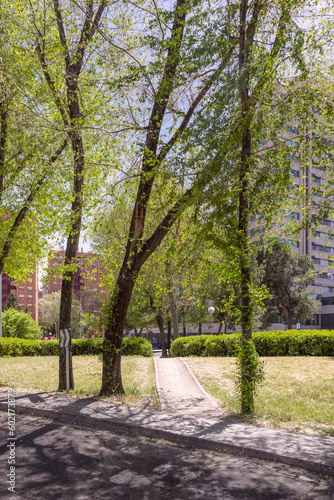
[79,303,82,339]
[0,273,2,337]
[65,346,69,393]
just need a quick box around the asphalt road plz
[1,412,334,500]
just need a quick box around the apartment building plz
[44,249,108,313]
[1,266,39,322]
[249,123,334,329]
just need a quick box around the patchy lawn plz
[0,355,160,410]
[184,356,334,436]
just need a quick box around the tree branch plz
[72,0,109,76]
[0,138,68,272]
[53,0,71,68]
[36,44,69,126]
[157,40,238,164]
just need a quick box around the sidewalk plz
[0,389,333,477]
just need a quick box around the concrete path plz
[0,390,333,477]
[154,357,225,419]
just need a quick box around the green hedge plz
[0,336,153,357]
[169,330,334,357]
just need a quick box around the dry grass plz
[184,357,334,436]
[0,356,160,410]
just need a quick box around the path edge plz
[153,357,167,411]
[178,357,228,417]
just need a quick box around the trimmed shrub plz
[0,336,153,357]
[2,309,41,340]
[122,337,153,357]
[0,338,59,357]
[170,330,334,357]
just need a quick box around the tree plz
[0,2,69,281]
[5,293,18,311]
[255,241,321,330]
[98,0,323,397]
[38,291,81,337]
[2,308,41,339]
[29,0,109,390]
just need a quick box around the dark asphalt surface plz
[1,412,334,500]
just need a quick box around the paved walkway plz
[154,357,225,419]
[0,387,333,477]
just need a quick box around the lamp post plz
[79,289,97,338]
[208,306,215,323]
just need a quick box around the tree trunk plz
[100,267,136,395]
[218,322,223,334]
[283,309,293,330]
[167,320,172,350]
[198,323,202,335]
[58,130,84,391]
[156,308,168,357]
[238,0,258,414]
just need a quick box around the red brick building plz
[1,266,39,322]
[44,249,108,312]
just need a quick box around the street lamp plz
[79,289,97,338]
[208,306,215,323]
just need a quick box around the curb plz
[0,402,333,477]
[153,357,167,411]
[179,357,230,418]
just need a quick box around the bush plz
[2,309,41,340]
[170,330,334,357]
[0,336,153,357]
[122,337,153,356]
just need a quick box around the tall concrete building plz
[249,125,334,329]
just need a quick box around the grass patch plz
[184,356,334,436]
[0,356,160,410]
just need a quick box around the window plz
[312,257,331,266]
[315,231,333,240]
[300,315,320,326]
[19,286,24,290]
[27,295,32,299]
[321,296,334,306]
[312,243,334,253]
[322,220,334,227]
[313,175,323,184]
[317,273,334,280]
[323,286,334,292]
[290,169,299,177]
[19,294,24,298]
[27,287,32,291]
[287,127,298,134]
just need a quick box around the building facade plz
[44,249,108,313]
[1,266,39,322]
[249,125,334,329]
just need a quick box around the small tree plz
[2,309,41,339]
[255,241,321,329]
[38,291,81,337]
[5,293,18,311]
